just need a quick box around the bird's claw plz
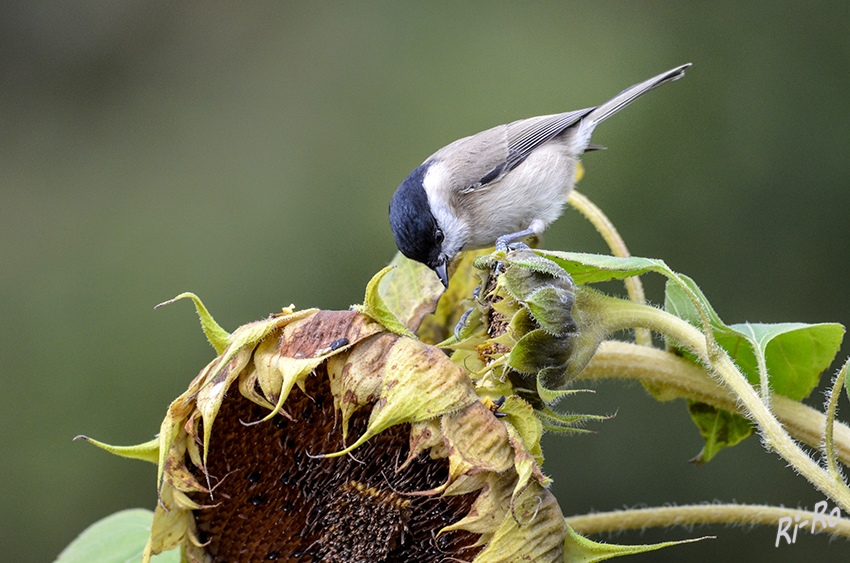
[453,307,475,341]
[507,241,529,251]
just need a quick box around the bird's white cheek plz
[423,161,470,253]
[421,161,452,203]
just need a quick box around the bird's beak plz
[435,262,449,288]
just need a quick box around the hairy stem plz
[568,190,651,347]
[565,503,850,538]
[825,359,850,497]
[580,341,850,467]
[577,293,850,513]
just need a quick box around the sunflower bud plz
[449,249,582,407]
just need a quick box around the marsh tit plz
[389,63,691,287]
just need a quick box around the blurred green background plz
[2,2,849,562]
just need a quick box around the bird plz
[388,63,691,287]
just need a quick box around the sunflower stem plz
[825,358,850,494]
[577,292,850,513]
[565,503,850,538]
[568,189,652,348]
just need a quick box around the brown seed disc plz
[190,366,483,562]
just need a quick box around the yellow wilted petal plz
[189,309,318,414]
[404,418,445,466]
[444,472,491,497]
[159,431,206,496]
[474,482,567,563]
[156,381,201,495]
[498,395,544,466]
[253,334,324,420]
[197,346,253,467]
[355,265,417,338]
[236,364,276,410]
[504,422,550,513]
[327,332,400,439]
[253,310,386,421]
[163,460,207,495]
[145,484,194,562]
[171,488,207,511]
[442,401,515,482]
[378,252,445,335]
[226,309,318,355]
[442,472,514,539]
[327,337,479,456]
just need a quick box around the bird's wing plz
[503,108,593,171]
[459,108,594,193]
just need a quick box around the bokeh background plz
[2,2,849,562]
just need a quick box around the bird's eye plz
[435,229,444,245]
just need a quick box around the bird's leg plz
[495,227,537,253]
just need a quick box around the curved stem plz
[580,294,850,513]
[825,359,850,497]
[568,190,652,348]
[565,503,850,538]
[579,341,850,467]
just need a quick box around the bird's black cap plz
[389,162,444,271]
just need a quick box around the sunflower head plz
[110,258,573,563]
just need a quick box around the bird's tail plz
[585,63,691,127]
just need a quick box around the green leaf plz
[664,275,844,461]
[723,322,844,400]
[535,251,664,286]
[378,252,444,334]
[663,275,726,332]
[665,277,845,400]
[73,436,159,464]
[355,265,416,338]
[54,509,179,563]
[687,401,755,464]
[563,524,712,562]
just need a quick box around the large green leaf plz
[723,322,844,400]
[664,275,844,461]
[54,509,179,563]
[665,277,844,400]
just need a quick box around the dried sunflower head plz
[80,252,693,563]
[81,257,568,562]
